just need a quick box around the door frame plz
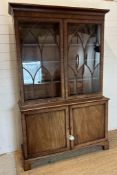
[14,17,65,104]
[64,19,104,100]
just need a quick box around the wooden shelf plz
[68,77,99,81]
[22,60,60,63]
[68,43,95,46]
[24,80,61,85]
[22,43,58,47]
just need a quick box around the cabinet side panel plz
[72,104,105,145]
[25,109,67,156]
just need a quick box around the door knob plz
[69,135,75,141]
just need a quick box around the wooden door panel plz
[70,102,106,147]
[25,107,69,157]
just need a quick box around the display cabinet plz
[9,3,109,170]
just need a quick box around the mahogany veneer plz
[9,3,109,170]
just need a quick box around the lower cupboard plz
[21,98,109,170]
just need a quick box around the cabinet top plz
[9,3,109,16]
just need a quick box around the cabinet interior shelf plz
[22,43,58,46]
[24,80,60,85]
[68,77,99,81]
[22,60,60,63]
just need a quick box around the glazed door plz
[24,107,69,158]
[18,19,64,102]
[65,21,103,98]
[70,101,107,148]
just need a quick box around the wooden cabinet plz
[9,3,109,170]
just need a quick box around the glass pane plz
[67,23,101,96]
[19,22,61,100]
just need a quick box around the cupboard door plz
[25,107,69,157]
[65,21,102,98]
[18,19,64,101]
[70,102,107,147]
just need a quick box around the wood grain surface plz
[71,104,105,145]
[25,107,69,157]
